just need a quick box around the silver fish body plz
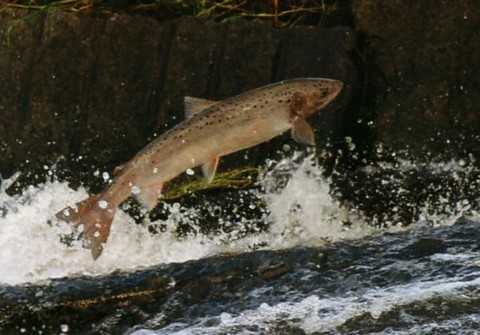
[56,78,343,259]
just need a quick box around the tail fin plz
[56,195,116,260]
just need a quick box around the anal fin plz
[135,184,163,211]
[201,157,220,183]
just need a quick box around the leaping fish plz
[56,78,343,259]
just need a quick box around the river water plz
[1,153,479,334]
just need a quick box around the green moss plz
[162,166,262,200]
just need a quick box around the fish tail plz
[56,195,116,260]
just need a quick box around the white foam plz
[0,154,472,285]
[0,179,227,285]
[368,314,480,335]
[258,153,374,247]
[131,271,480,334]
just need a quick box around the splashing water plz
[0,153,358,285]
[0,153,475,286]
[133,269,480,335]
[2,153,480,335]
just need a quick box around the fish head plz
[290,78,343,118]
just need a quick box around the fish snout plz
[333,80,343,94]
[303,79,344,116]
[325,79,343,99]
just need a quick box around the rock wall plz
[0,10,357,188]
[353,0,480,161]
[1,0,479,189]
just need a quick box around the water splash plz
[257,152,371,248]
[0,153,355,285]
[0,178,222,285]
[1,153,477,285]
[134,272,480,335]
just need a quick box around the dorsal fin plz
[184,96,218,119]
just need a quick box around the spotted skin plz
[55,78,343,259]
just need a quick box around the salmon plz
[56,78,343,259]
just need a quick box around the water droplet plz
[98,200,108,209]
[345,136,356,151]
[171,202,181,213]
[167,277,176,288]
[131,186,141,195]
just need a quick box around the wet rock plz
[403,238,447,259]
[257,261,292,280]
[333,158,480,227]
[352,0,480,163]
[0,10,357,189]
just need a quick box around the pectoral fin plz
[135,184,163,211]
[201,157,220,183]
[291,118,316,145]
[184,97,218,119]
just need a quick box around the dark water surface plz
[1,218,479,334]
[1,155,479,334]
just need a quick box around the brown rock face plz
[4,1,478,190]
[0,10,357,187]
[353,0,480,161]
